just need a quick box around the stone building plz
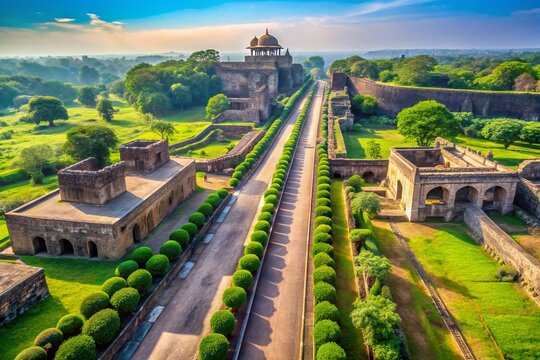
[387,138,519,221]
[215,29,304,124]
[6,140,196,260]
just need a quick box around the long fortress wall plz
[346,76,540,120]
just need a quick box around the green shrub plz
[258,212,273,223]
[370,277,382,295]
[110,287,140,314]
[350,229,371,246]
[198,333,229,360]
[244,241,264,258]
[316,342,347,360]
[347,175,364,192]
[101,277,127,297]
[232,270,253,289]
[189,212,206,229]
[57,314,84,338]
[264,194,278,206]
[250,231,268,246]
[170,228,190,246]
[316,198,331,208]
[381,285,393,300]
[127,269,153,293]
[34,328,63,350]
[315,216,332,228]
[270,183,281,192]
[254,220,271,233]
[210,310,236,336]
[54,335,96,360]
[14,347,47,360]
[229,178,239,187]
[314,233,333,244]
[496,265,519,282]
[313,265,336,284]
[261,203,275,214]
[314,320,341,348]
[318,170,331,178]
[198,202,214,217]
[315,206,332,218]
[131,247,153,267]
[264,188,279,198]
[82,308,121,346]
[317,190,331,200]
[207,194,221,207]
[216,188,228,199]
[315,224,332,235]
[146,254,170,277]
[114,260,138,279]
[313,243,334,257]
[160,240,182,261]
[314,301,339,323]
[313,253,335,268]
[80,291,109,319]
[314,282,336,304]
[222,286,247,308]
[232,171,243,180]
[239,254,260,272]
[273,178,283,187]
[317,183,331,192]
[182,223,198,238]
[317,176,331,185]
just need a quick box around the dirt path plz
[237,82,323,360]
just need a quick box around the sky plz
[0,0,539,56]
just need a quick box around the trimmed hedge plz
[131,247,153,267]
[315,206,332,218]
[228,178,239,187]
[206,194,221,208]
[316,342,347,360]
[146,254,170,277]
[315,224,332,235]
[189,212,206,229]
[264,194,278,206]
[198,333,229,360]
[232,270,253,290]
[315,216,332,228]
[216,188,228,199]
[317,183,331,192]
[222,286,247,309]
[316,190,331,200]
[261,203,275,214]
[314,320,341,349]
[238,254,260,272]
[314,301,340,323]
[314,233,333,244]
[110,287,140,314]
[57,314,84,338]
[127,269,153,293]
[264,188,279,198]
[244,241,264,258]
[101,277,127,297]
[114,260,139,279]
[313,265,337,284]
[82,308,121,346]
[14,347,47,360]
[210,310,236,336]
[182,222,198,238]
[257,212,273,223]
[313,243,334,257]
[34,327,63,350]
[314,282,336,304]
[160,240,182,261]
[80,291,109,319]
[169,228,190,246]
[313,253,335,268]
[197,202,214,217]
[250,231,268,246]
[54,335,96,360]
[254,220,270,233]
[316,198,331,208]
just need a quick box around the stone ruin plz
[329,88,354,132]
[119,139,170,173]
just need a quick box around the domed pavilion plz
[247,29,284,56]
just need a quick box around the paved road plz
[238,82,324,360]
[131,88,311,360]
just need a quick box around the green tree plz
[170,83,192,110]
[395,55,437,86]
[137,92,172,115]
[63,125,118,167]
[78,86,98,107]
[378,70,395,82]
[96,98,115,122]
[0,83,19,108]
[520,122,540,145]
[150,120,176,140]
[476,61,536,90]
[304,56,325,70]
[41,80,77,103]
[108,80,125,97]
[351,192,381,217]
[310,68,325,80]
[397,100,460,146]
[351,295,401,345]
[366,140,382,159]
[78,65,100,85]
[351,95,378,116]
[354,251,391,280]
[26,96,68,127]
[481,119,524,149]
[350,60,379,79]
[205,94,230,120]
[18,143,53,183]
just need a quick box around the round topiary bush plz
[82,308,120,347]
[232,269,253,290]
[110,287,140,314]
[232,171,243,180]
[197,202,214,217]
[315,224,332,235]
[270,183,281,192]
[244,241,264,258]
[314,320,341,348]
[317,190,331,200]
[250,231,268,246]
[257,212,273,223]
[314,233,333,244]
[273,178,283,187]
[238,254,260,272]
[264,188,279,198]
[314,265,336,284]
[235,164,247,173]
[254,220,270,233]
[57,314,84,338]
[315,216,332,228]
[80,291,110,319]
[189,212,206,229]
[169,228,190,246]
[350,229,372,246]
[314,301,340,323]
[210,310,236,336]
[34,327,63,350]
[115,260,139,279]
[206,194,221,208]
[101,276,127,298]
[160,240,182,261]
[264,194,278,206]
[313,243,334,257]
[127,269,153,293]
[222,286,247,309]
[15,346,48,360]
[198,333,229,360]
[182,223,198,238]
[314,253,335,268]
[317,176,331,186]
[318,170,331,178]
[216,188,228,199]
[146,254,170,277]
[314,282,337,304]
[315,206,332,218]
[317,183,331,192]
[261,203,275,215]
[54,335,96,360]
[131,247,153,267]
[316,342,347,360]
[316,198,331,208]
[229,178,239,187]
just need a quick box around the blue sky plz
[0,0,539,55]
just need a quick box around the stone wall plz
[291,64,304,87]
[519,159,540,180]
[329,158,389,181]
[330,72,348,91]
[464,205,540,295]
[119,140,170,173]
[216,62,279,98]
[348,77,540,120]
[214,109,260,124]
[0,263,49,325]
[169,124,254,152]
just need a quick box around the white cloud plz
[513,8,540,16]
[86,13,124,30]
[54,18,75,23]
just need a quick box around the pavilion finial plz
[266,28,269,35]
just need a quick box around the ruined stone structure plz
[6,140,196,260]
[329,89,354,132]
[329,158,389,183]
[216,30,304,123]
[515,159,540,220]
[387,138,519,221]
[0,262,49,325]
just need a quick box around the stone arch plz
[133,224,141,243]
[59,239,74,255]
[395,180,403,200]
[88,241,98,258]
[455,186,479,205]
[425,186,450,205]
[33,237,47,254]
[362,171,376,184]
[482,186,508,213]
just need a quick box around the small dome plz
[258,29,279,46]
[249,36,258,47]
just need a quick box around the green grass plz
[488,214,527,230]
[407,222,540,359]
[329,180,367,360]
[0,256,117,360]
[174,136,241,159]
[0,175,58,203]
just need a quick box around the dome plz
[249,36,258,47]
[258,29,280,46]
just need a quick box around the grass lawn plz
[0,256,117,360]
[175,137,241,159]
[401,222,540,359]
[0,219,9,250]
[330,180,367,360]
[0,175,58,203]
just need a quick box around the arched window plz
[362,171,376,184]
[455,186,479,205]
[88,241,98,258]
[425,187,449,205]
[133,224,141,243]
[33,237,47,254]
[482,186,508,212]
[59,239,74,255]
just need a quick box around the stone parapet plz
[119,140,170,173]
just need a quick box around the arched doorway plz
[425,186,449,205]
[146,212,154,233]
[483,186,507,213]
[133,224,141,243]
[59,239,74,255]
[455,186,479,205]
[88,241,98,258]
[395,181,403,200]
[362,171,376,184]
[33,237,47,254]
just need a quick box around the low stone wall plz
[515,178,540,219]
[169,124,254,150]
[120,140,170,173]
[214,109,260,125]
[329,158,389,181]
[464,205,540,296]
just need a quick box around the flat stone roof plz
[9,158,194,225]
[0,262,42,295]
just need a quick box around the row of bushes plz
[312,88,348,360]
[15,189,230,360]
[228,79,314,187]
[198,85,317,360]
